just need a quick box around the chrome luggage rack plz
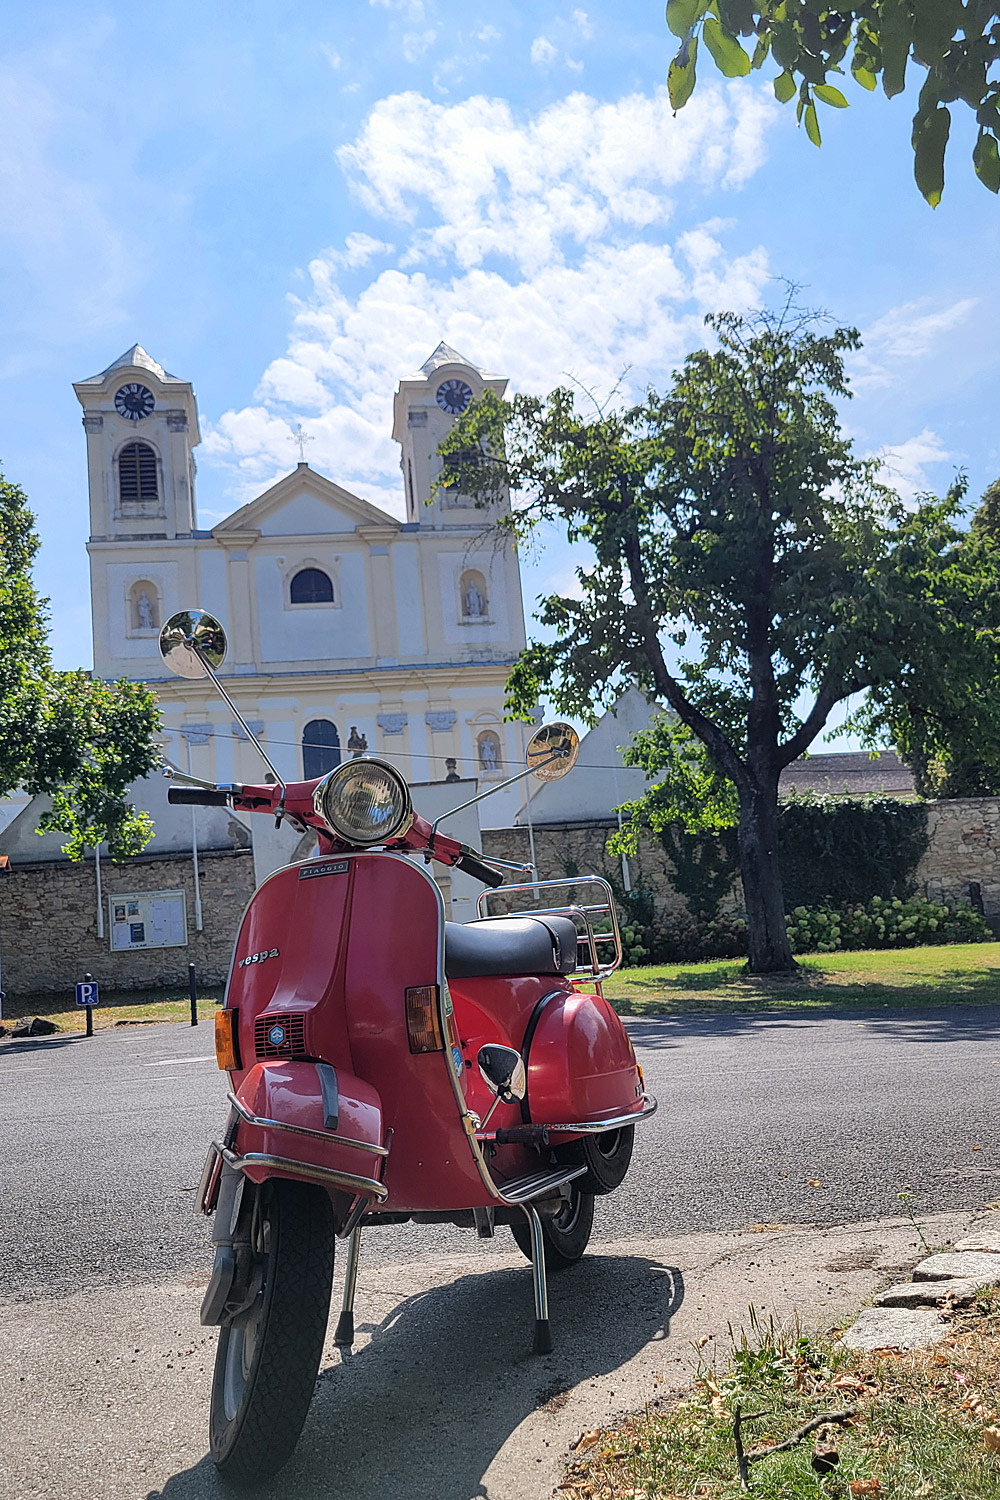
[477,875,623,991]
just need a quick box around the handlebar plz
[167,787,231,807]
[454,845,505,889]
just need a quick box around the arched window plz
[129,580,159,631]
[118,442,158,506]
[303,719,340,779]
[459,569,489,621]
[290,568,334,605]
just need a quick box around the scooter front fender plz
[228,1059,388,1209]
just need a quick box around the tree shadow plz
[623,996,1000,1049]
[145,1252,682,1500]
[0,1032,93,1057]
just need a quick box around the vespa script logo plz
[239,947,279,968]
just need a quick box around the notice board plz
[109,890,188,951]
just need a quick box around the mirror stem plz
[194,648,287,793]
[430,749,565,838]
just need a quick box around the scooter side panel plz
[523,989,643,1127]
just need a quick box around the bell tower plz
[73,345,201,542]
[392,342,509,528]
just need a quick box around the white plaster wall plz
[257,492,358,535]
[196,547,230,630]
[255,551,370,663]
[392,543,425,656]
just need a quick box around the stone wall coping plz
[4,845,253,874]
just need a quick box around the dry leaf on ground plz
[984,1425,1000,1452]
[848,1481,882,1496]
[574,1428,602,1452]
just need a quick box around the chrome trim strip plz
[494,1164,586,1205]
[222,1147,389,1202]
[227,1091,389,1157]
[195,1142,223,1216]
[533,1094,658,1135]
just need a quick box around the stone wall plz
[484,798,1000,925]
[0,848,255,1000]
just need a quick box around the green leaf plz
[881,2,910,98]
[750,33,770,70]
[851,62,877,91]
[814,83,849,108]
[773,69,796,103]
[701,15,751,77]
[668,34,699,109]
[804,100,822,146]
[974,131,1000,192]
[666,0,701,39]
[912,103,951,206]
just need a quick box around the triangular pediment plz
[213,465,399,539]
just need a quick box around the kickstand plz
[521,1204,553,1355]
[334,1225,362,1347]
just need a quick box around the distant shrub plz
[786,895,990,954]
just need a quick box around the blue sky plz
[2,2,998,746]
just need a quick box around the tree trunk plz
[737,779,796,974]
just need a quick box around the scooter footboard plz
[227,1060,389,1211]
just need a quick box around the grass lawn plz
[4,941,1000,1035]
[603,942,1000,1017]
[561,1293,1000,1499]
[0,982,225,1034]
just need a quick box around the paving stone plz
[911,1252,1000,1284]
[875,1278,982,1308]
[953,1230,1000,1255]
[842,1306,947,1351]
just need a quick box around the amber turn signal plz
[215,1008,241,1072]
[405,986,444,1053]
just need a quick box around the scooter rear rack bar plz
[477,875,623,986]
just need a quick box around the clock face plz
[115,383,155,422]
[436,378,473,416]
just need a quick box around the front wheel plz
[209,1177,335,1486]
[511,1182,595,1270]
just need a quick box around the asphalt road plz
[3,1003,999,1303]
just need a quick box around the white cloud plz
[320,44,341,69]
[204,85,777,518]
[853,296,978,390]
[566,57,585,73]
[530,36,557,66]
[403,29,437,62]
[370,0,425,16]
[573,9,594,39]
[876,429,952,501]
[476,24,500,42]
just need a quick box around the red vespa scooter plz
[158,611,657,1485]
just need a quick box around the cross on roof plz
[289,424,314,463]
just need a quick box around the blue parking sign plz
[75,981,99,1007]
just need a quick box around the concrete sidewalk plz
[2,1205,996,1500]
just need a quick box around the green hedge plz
[618,893,990,965]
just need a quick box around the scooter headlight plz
[313,758,413,847]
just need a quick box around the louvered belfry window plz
[118,443,159,506]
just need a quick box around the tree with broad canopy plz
[0,468,160,860]
[437,302,1000,974]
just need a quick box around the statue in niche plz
[478,732,500,773]
[347,726,368,758]
[135,588,156,630]
[462,576,487,619]
[444,757,461,783]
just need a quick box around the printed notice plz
[107,890,188,951]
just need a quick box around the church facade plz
[75,341,529,826]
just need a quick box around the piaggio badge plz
[239,947,279,968]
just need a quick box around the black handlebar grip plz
[456,848,505,888]
[167,787,230,807]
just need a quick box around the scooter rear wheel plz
[511,1182,595,1270]
[209,1177,334,1486]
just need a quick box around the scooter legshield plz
[231,1059,386,1205]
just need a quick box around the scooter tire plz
[554,1124,635,1195]
[209,1177,334,1486]
[511,1182,595,1271]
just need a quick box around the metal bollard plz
[85,971,94,1037]
[189,963,198,1027]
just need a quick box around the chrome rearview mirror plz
[477,1044,526,1103]
[159,610,229,680]
[525,721,580,782]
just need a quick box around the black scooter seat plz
[444,916,578,979]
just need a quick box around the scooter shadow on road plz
[145,1251,683,1500]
